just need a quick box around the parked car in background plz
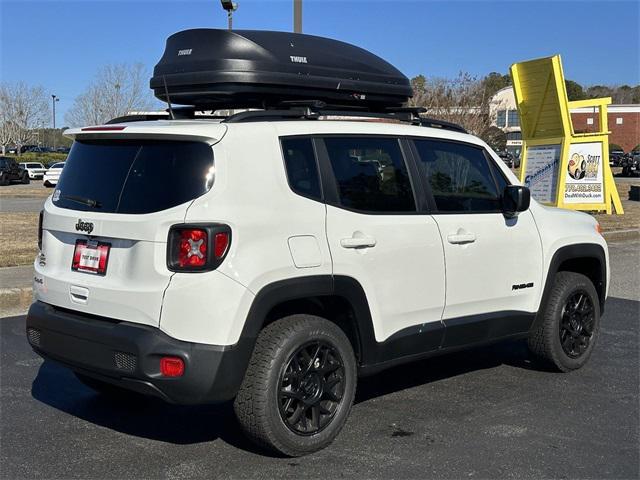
[620,154,640,177]
[55,147,71,154]
[19,162,48,180]
[43,162,65,187]
[498,151,520,169]
[609,149,624,166]
[0,156,30,185]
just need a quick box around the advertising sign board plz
[563,142,604,204]
[523,145,561,203]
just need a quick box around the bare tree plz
[0,82,49,155]
[0,86,14,155]
[65,63,155,127]
[409,72,498,140]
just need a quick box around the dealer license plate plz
[71,240,110,275]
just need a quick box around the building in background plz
[490,86,640,156]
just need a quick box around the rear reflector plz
[214,232,230,259]
[160,357,185,377]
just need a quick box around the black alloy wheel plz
[559,290,595,358]
[278,341,345,436]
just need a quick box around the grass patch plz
[0,186,52,198]
[0,212,38,268]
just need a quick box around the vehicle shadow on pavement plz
[30,361,262,453]
[355,339,540,404]
[29,297,636,453]
[29,338,539,452]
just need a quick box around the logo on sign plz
[178,49,193,56]
[290,55,308,64]
[75,219,94,234]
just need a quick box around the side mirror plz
[502,185,530,218]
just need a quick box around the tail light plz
[167,223,231,272]
[38,210,44,250]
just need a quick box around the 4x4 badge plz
[75,219,94,234]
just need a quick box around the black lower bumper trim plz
[26,301,250,405]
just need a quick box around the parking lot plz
[0,240,637,479]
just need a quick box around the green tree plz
[482,126,507,151]
[481,72,511,99]
[609,143,623,152]
[565,80,586,101]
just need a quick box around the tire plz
[21,172,30,184]
[234,314,357,456]
[43,181,53,188]
[0,173,8,186]
[527,271,600,372]
[75,372,140,398]
[622,166,630,177]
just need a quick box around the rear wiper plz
[61,194,102,208]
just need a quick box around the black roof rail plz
[417,117,468,134]
[106,102,468,135]
[107,107,228,124]
[223,103,468,133]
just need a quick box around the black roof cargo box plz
[151,29,412,110]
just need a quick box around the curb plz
[0,287,33,318]
[603,229,640,243]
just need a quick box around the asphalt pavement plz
[0,183,49,213]
[1,241,638,479]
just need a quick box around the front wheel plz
[527,272,600,372]
[234,315,357,456]
[21,172,30,184]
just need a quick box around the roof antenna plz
[163,75,175,120]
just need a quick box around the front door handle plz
[340,235,377,249]
[447,231,476,244]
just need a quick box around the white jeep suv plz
[26,113,608,456]
[26,28,608,457]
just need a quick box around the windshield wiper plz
[61,194,102,208]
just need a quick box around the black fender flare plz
[537,243,607,319]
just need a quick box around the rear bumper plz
[26,301,249,405]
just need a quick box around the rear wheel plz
[234,314,357,456]
[527,271,600,372]
[21,172,30,184]
[0,173,8,186]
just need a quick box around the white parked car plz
[42,162,64,187]
[19,162,47,180]
[26,29,609,457]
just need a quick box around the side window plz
[281,138,322,201]
[324,136,415,213]
[413,139,502,213]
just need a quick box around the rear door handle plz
[340,236,377,249]
[447,232,476,244]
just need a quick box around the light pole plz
[51,94,59,149]
[220,0,238,30]
[294,0,302,33]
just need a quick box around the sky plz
[1,0,639,126]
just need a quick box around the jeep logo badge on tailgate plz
[75,219,94,234]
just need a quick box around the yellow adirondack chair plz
[510,55,623,214]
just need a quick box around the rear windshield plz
[53,140,214,214]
